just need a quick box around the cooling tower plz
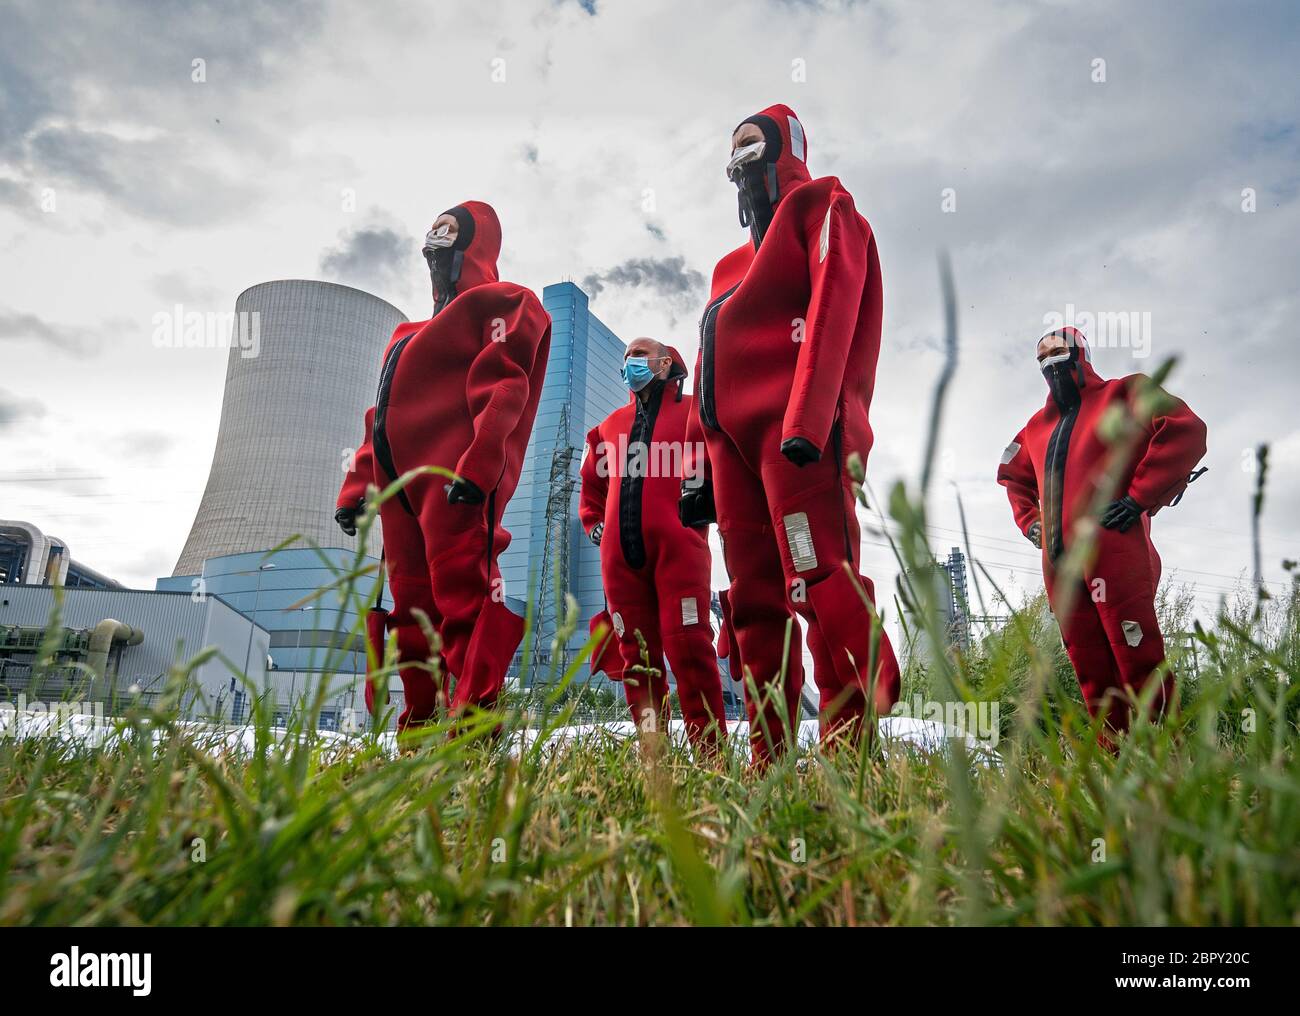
[172,280,407,575]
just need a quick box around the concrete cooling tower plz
[172,280,407,575]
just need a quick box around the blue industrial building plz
[157,548,378,675]
[499,282,627,686]
[156,548,381,726]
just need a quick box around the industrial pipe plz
[86,619,144,698]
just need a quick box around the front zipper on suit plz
[830,417,856,565]
[372,333,415,514]
[619,383,664,570]
[1042,402,1080,561]
[485,489,497,573]
[697,284,740,431]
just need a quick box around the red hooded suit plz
[338,201,551,729]
[683,104,901,763]
[997,327,1207,740]
[580,348,728,757]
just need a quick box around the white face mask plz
[423,224,455,252]
[1039,351,1071,370]
[726,140,766,180]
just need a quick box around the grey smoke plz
[0,387,46,430]
[320,226,409,294]
[581,255,706,322]
[0,310,103,356]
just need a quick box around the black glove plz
[589,522,604,546]
[678,480,716,528]
[446,477,486,505]
[780,436,821,467]
[1100,495,1143,533]
[334,505,360,537]
[1026,520,1042,549]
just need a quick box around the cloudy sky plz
[3,0,1298,634]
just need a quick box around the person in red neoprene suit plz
[997,326,1207,744]
[679,103,901,764]
[336,201,551,731]
[579,339,728,759]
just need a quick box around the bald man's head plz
[621,337,672,398]
[626,336,667,361]
[625,337,670,377]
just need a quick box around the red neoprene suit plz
[997,327,1207,743]
[685,104,901,764]
[338,201,551,729]
[579,347,728,758]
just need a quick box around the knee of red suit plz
[805,568,899,705]
[770,473,864,590]
[397,676,440,729]
[730,610,806,689]
[622,670,670,736]
[451,597,525,707]
[663,627,726,703]
[1073,616,1166,689]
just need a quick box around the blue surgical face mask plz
[621,356,656,392]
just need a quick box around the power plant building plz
[159,280,403,724]
[172,280,403,571]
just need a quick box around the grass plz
[3,456,1296,926]
[0,585,1296,927]
[2,266,1295,926]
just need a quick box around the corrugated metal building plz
[0,585,269,720]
